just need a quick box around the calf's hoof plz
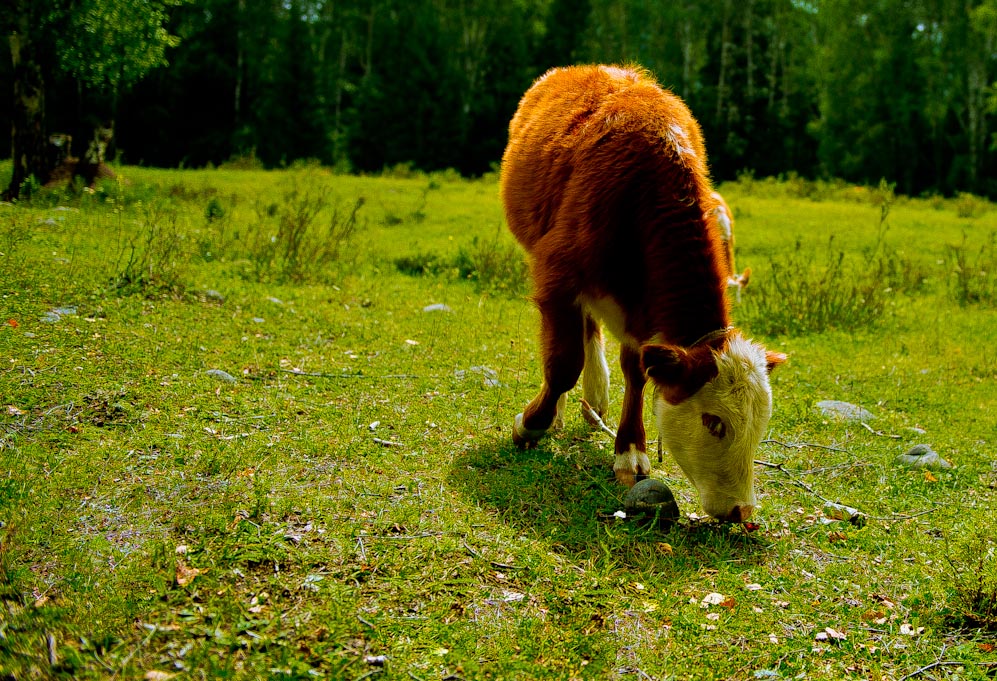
[614,446,652,487]
[512,413,547,448]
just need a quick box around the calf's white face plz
[646,334,781,522]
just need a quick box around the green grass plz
[2,165,996,679]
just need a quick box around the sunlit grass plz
[1,167,995,678]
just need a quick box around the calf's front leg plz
[513,300,585,447]
[613,344,651,486]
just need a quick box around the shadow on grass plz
[447,426,769,570]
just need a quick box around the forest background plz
[3,0,997,199]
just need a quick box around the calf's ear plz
[641,343,718,405]
[640,344,688,385]
[765,351,787,373]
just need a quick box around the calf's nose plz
[727,504,754,523]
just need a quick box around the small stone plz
[894,444,952,470]
[422,303,451,312]
[817,400,874,422]
[623,478,680,530]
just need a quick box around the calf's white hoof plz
[512,413,547,448]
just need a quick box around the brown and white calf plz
[709,191,751,301]
[500,65,785,522]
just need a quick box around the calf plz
[500,65,785,522]
[709,191,751,301]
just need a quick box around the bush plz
[244,188,364,283]
[946,525,997,631]
[110,203,188,297]
[453,232,529,296]
[393,229,529,297]
[946,231,997,306]
[954,192,989,219]
[739,237,892,335]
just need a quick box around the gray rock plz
[423,303,451,312]
[40,306,77,323]
[623,478,681,529]
[205,369,237,383]
[894,444,952,470]
[817,400,874,422]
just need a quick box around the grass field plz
[1,164,996,680]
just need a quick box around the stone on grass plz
[205,369,237,383]
[817,400,874,422]
[623,478,681,530]
[894,444,952,470]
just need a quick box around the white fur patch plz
[582,330,611,418]
[715,205,732,242]
[579,296,635,348]
[553,392,567,430]
[666,123,696,159]
[614,445,652,486]
[600,65,639,82]
[654,333,772,519]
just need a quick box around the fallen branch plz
[761,439,850,453]
[462,539,523,570]
[861,422,902,439]
[580,399,617,439]
[281,369,421,380]
[898,644,952,681]
[754,459,835,504]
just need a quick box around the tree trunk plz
[745,0,754,101]
[716,0,732,128]
[5,11,48,201]
[235,0,244,125]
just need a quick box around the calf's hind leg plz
[513,300,585,446]
[581,314,611,423]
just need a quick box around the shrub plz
[946,525,997,631]
[739,237,891,335]
[954,192,989,219]
[110,203,188,297]
[393,229,529,297]
[453,232,529,296]
[394,252,446,276]
[244,188,364,283]
[946,231,997,306]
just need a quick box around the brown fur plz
[502,64,755,485]
[502,65,730,347]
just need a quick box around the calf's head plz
[642,333,785,522]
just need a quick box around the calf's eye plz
[701,413,726,439]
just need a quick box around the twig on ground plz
[580,399,617,439]
[462,539,523,570]
[359,532,440,541]
[797,462,873,476]
[865,507,941,523]
[111,623,158,678]
[898,644,954,681]
[861,422,902,439]
[373,437,405,448]
[281,369,421,380]
[754,460,835,504]
[762,439,850,453]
